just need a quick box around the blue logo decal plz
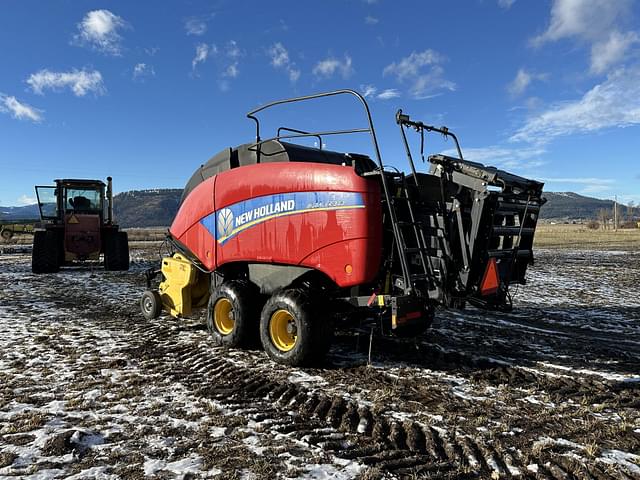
[200,191,365,244]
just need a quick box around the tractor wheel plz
[31,231,60,274]
[259,288,332,367]
[104,231,130,271]
[207,280,260,348]
[140,290,162,320]
[1,228,13,241]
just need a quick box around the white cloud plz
[224,62,239,78]
[443,145,547,171]
[590,30,639,74]
[268,43,289,67]
[508,68,548,96]
[361,84,377,97]
[225,40,242,59]
[288,68,301,83]
[133,63,155,80]
[184,15,214,36]
[312,55,354,79]
[532,0,631,45]
[377,88,400,100]
[192,43,216,70]
[383,49,455,99]
[498,0,516,9]
[541,177,615,195]
[17,194,37,205]
[511,67,640,143]
[267,42,300,83]
[360,84,401,101]
[191,41,242,88]
[532,0,638,74]
[0,94,43,122]
[27,69,105,97]
[365,15,379,25]
[73,9,127,55]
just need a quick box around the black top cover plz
[180,140,376,204]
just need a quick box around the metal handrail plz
[246,89,414,294]
[396,110,465,161]
[276,127,323,150]
[246,128,370,152]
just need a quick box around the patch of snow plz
[599,449,640,475]
[538,362,640,382]
[143,458,165,476]
[288,371,328,386]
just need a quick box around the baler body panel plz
[170,162,382,287]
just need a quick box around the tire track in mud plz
[113,317,634,479]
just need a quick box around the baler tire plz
[207,280,259,348]
[1,228,13,241]
[104,231,130,271]
[140,290,162,320]
[31,231,60,274]
[259,288,332,367]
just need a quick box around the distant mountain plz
[3,189,637,227]
[539,192,637,220]
[0,189,182,227]
[113,189,182,228]
[0,204,40,221]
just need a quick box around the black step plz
[492,226,535,236]
[410,273,431,281]
[403,247,429,254]
[487,248,531,259]
[495,201,541,214]
[397,220,424,227]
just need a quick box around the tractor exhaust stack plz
[106,176,113,225]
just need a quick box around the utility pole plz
[614,195,618,231]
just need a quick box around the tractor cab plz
[35,179,106,223]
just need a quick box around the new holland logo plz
[217,208,234,238]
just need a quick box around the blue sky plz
[1,0,639,206]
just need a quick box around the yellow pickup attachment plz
[159,254,209,317]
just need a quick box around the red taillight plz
[480,258,500,296]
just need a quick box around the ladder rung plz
[492,226,535,236]
[487,249,531,259]
[403,247,428,254]
[496,201,541,214]
[410,273,431,281]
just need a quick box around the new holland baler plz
[140,90,545,366]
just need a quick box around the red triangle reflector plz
[480,258,500,296]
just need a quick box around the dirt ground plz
[0,244,638,479]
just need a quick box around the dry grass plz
[6,224,640,251]
[534,224,640,250]
[123,228,167,242]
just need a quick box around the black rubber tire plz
[1,228,13,241]
[140,290,162,320]
[104,231,129,271]
[259,288,332,367]
[31,231,60,274]
[207,280,260,348]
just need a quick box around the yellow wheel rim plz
[213,298,234,335]
[269,309,297,352]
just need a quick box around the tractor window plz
[65,188,102,212]
[35,186,58,219]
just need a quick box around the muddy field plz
[0,245,639,479]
